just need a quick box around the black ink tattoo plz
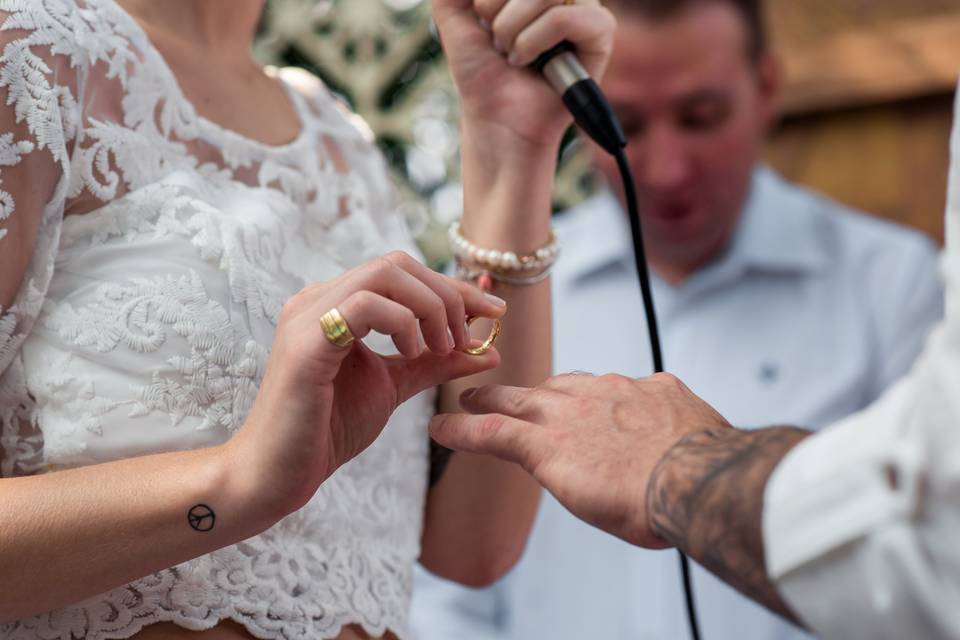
[647,427,810,625]
[188,504,216,532]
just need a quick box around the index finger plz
[429,412,541,469]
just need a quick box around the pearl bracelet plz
[448,220,561,274]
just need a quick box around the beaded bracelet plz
[448,220,560,274]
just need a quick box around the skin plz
[0,1,614,639]
[590,3,780,284]
[429,373,810,626]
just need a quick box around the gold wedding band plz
[563,0,575,5]
[319,307,356,348]
[465,316,502,356]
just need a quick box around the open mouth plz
[651,203,694,221]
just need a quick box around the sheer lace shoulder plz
[0,0,85,476]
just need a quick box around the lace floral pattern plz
[0,0,433,638]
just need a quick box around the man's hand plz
[429,371,731,548]
[430,370,811,623]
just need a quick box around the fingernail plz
[416,325,427,354]
[461,387,477,401]
[446,327,455,350]
[507,51,521,66]
[485,293,507,308]
[478,18,491,32]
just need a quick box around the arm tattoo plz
[188,504,216,532]
[647,427,810,625]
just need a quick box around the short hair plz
[605,0,768,63]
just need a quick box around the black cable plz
[614,148,702,640]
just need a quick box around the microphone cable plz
[615,146,701,640]
[535,42,703,640]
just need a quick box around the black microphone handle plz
[531,41,626,154]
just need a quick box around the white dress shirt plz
[411,166,944,640]
[762,89,960,640]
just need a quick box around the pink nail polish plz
[485,293,507,308]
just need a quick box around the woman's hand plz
[228,251,506,517]
[432,0,616,150]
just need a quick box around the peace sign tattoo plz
[188,504,216,532]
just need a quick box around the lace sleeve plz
[0,4,83,477]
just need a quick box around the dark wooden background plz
[764,0,960,244]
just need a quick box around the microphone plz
[532,41,626,155]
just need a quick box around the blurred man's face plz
[592,3,779,281]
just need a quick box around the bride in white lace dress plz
[0,0,613,639]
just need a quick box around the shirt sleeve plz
[866,233,944,396]
[0,4,81,476]
[762,86,960,640]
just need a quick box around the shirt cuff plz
[762,376,922,601]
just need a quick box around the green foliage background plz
[256,0,593,266]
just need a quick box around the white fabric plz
[762,85,960,639]
[0,1,434,638]
[410,167,944,640]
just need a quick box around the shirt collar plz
[560,166,830,286]
[728,167,831,276]
[556,189,635,283]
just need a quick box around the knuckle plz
[544,5,573,31]
[599,372,628,386]
[599,373,638,395]
[598,6,617,29]
[427,296,447,319]
[342,290,375,315]
[384,250,414,268]
[474,0,497,21]
[279,296,301,324]
[477,414,507,442]
[400,307,417,325]
[368,256,396,279]
[651,372,681,388]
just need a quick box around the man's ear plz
[755,52,783,133]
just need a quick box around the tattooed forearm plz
[647,427,810,624]
[187,504,216,532]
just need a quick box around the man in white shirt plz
[412,1,945,638]
[428,87,960,638]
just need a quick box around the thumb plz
[387,347,501,404]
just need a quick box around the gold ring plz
[464,316,502,356]
[563,0,575,5]
[319,307,356,348]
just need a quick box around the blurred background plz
[255,0,960,263]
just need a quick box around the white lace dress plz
[0,1,436,638]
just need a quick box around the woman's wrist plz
[458,122,558,251]
[459,116,566,174]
